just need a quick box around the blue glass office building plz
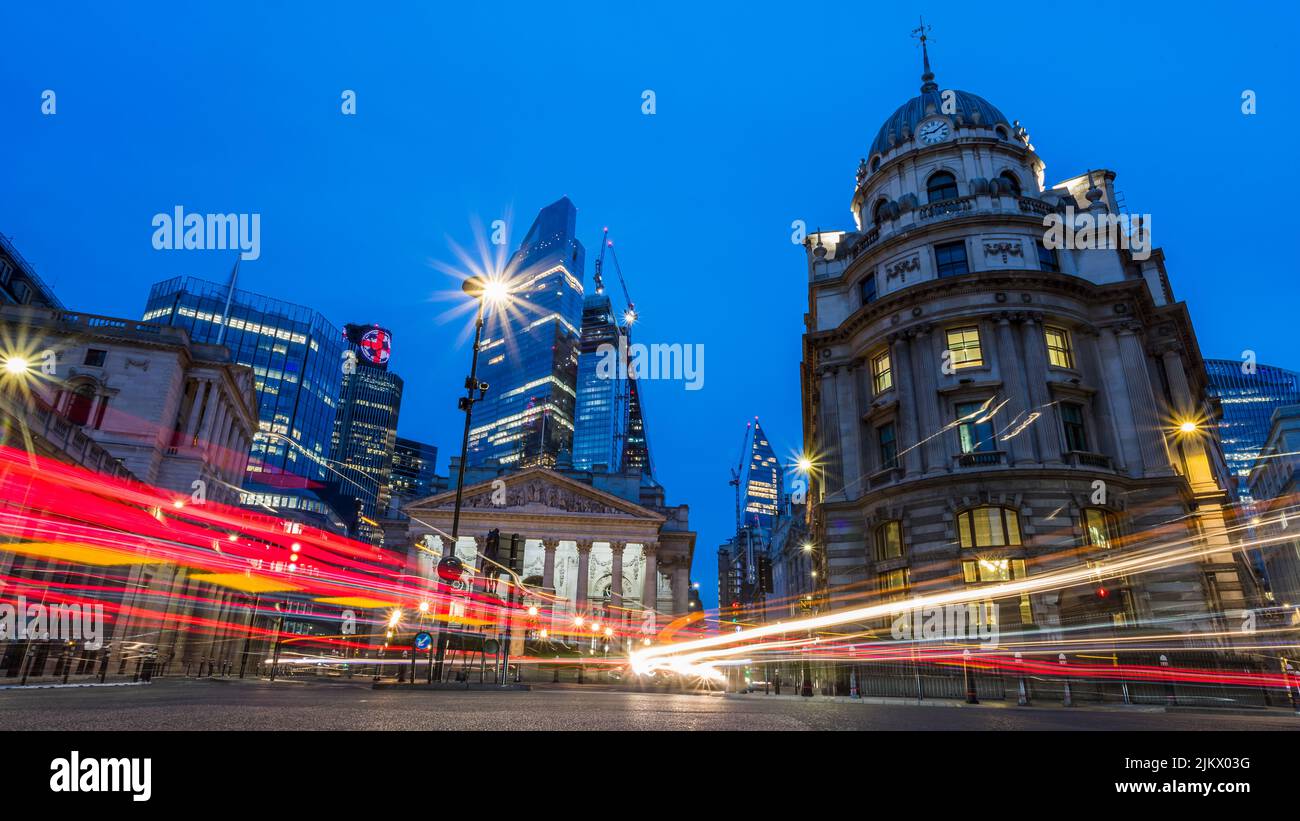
[468,198,585,467]
[1205,358,1300,500]
[143,276,345,484]
[738,419,783,531]
[573,293,626,472]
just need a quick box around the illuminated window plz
[871,349,892,394]
[1083,508,1119,550]
[926,171,959,203]
[1044,326,1074,369]
[878,568,909,600]
[962,557,1027,584]
[945,326,982,368]
[956,401,995,454]
[875,520,903,561]
[877,423,898,469]
[957,507,1022,549]
[1061,402,1088,452]
[934,241,969,278]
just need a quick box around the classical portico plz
[400,467,695,629]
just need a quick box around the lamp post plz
[432,274,502,681]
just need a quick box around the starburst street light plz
[3,356,30,375]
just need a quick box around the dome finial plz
[912,16,938,93]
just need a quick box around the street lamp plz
[432,273,510,681]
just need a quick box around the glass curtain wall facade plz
[573,293,626,472]
[389,437,438,508]
[143,276,345,483]
[739,419,783,532]
[468,197,584,468]
[331,324,404,539]
[1205,358,1300,501]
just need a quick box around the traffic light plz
[508,533,523,574]
[756,556,774,593]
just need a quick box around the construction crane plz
[729,421,752,532]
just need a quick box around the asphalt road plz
[1,679,1297,730]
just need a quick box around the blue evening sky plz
[3,1,1297,608]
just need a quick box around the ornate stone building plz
[799,50,1252,661]
[396,465,696,644]
[1,304,257,678]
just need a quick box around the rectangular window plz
[934,241,969,278]
[956,400,995,453]
[875,521,902,561]
[1061,402,1088,452]
[1084,508,1115,550]
[962,558,1027,584]
[861,274,878,305]
[871,349,892,394]
[1037,240,1059,272]
[945,326,983,369]
[1044,326,1074,369]
[83,349,107,367]
[878,568,909,600]
[877,423,898,469]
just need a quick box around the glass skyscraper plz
[389,436,438,509]
[331,323,404,540]
[1205,358,1300,500]
[143,276,345,484]
[739,419,783,531]
[468,197,585,468]
[573,293,626,472]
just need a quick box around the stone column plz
[575,539,593,611]
[1161,346,1217,493]
[889,333,921,478]
[183,380,206,441]
[994,316,1030,465]
[818,368,844,495]
[672,563,689,616]
[609,541,625,617]
[541,538,558,592]
[911,325,945,475]
[1097,327,1138,474]
[1020,316,1063,464]
[642,542,659,612]
[197,380,219,444]
[834,362,863,498]
[1117,326,1174,476]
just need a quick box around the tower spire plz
[912,16,938,93]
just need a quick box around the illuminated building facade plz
[330,323,404,542]
[573,293,627,473]
[388,436,439,513]
[738,419,782,531]
[798,46,1253,693]
[1248,405,1300,611]
[468,197,584,468]
[143,276,346,485]
[1205,358,1300,501]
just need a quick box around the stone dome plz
[869,87,1011,158]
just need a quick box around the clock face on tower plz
[917,118,950,145]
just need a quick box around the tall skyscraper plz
[468,197,585,468]
[388,436,439,510]
[573,293,626,472]
[738,419,783,532]
[143,275,346,485]
[1205,358,1300,501]
[331,323,404,541]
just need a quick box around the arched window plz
[874,520,903,561]
[956,506,1021,549]
[995,125,1009,141]
[926,171,959,203]
[871,198,889,227]
[999,171,1022,197]
[65,384,95,427]
[870,156,881,173]
[1083,509,1119,550]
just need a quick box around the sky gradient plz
[4,1,1297,608]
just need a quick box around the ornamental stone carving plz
[454,479,625,514]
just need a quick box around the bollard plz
[850,669,859,699]
[963,649,979,704]
[1285,663,1299,715]
[1015,651,1030,706]
[1059,653,1072,707]
[1160,654,1176,706]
